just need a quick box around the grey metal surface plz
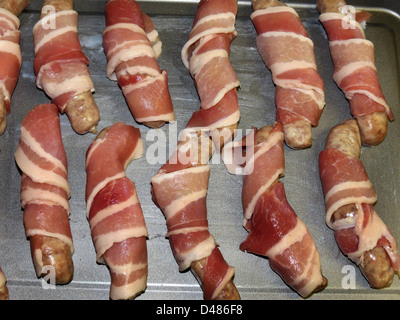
[0,0,399,300]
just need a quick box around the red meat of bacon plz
[319,146,400,274]
[181,0,240,146]
[103,0,175,126]
[0,7,22,113]
[151,133,236,300]
[85,122,148,300]
[33,9,94,113]
[318,11,394,122]
[250,5,325,141]
[223,122,326,298]
[14,104,74,268]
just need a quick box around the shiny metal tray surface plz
[0,0,399,300]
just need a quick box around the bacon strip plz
[14,103,74,284]
[103,0,175,128]
[0,267,8,300]
[86,122,148,300]
[0,0,29,135]
[319,119,400,288]
[223,122,327,298]
[33,1,100,134]
[317,0,394,146]
[250,1,325,149]
[181,0,240,150]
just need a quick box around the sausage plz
[325,118,361,159]
[0,0,29,16]
[40,0,72,16]
[316,0,347,13]
[40,0,100,135]
[191,258,240,300]
[325,119,395,288]
[0,268,8,300]
[0,285,8,300]
[30,235,74,284]
[143,120,166,129]
[317,0,390,147]
[360,246,395,288]
[356,111,388,147]
[251,0,286,11]
[283,120,312,150]
[63,90,100,134]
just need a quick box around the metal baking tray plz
[0,0,399,300]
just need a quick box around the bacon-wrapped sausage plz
[14,104,74,284]
[151,131,239,300]
[33,0,100,134]
[149,0,241,300]
[181,0,241,151]
[0,267,8,300]
[250,0,325,149]
[86,122,148,300]
[103,0,175,128]
[317,0,394,146]
[223,122,327,298]
[319,119,400,288]
[0,0,29,135]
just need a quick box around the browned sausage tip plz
[30,235,74,285]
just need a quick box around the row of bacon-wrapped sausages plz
[0,0,399,300]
